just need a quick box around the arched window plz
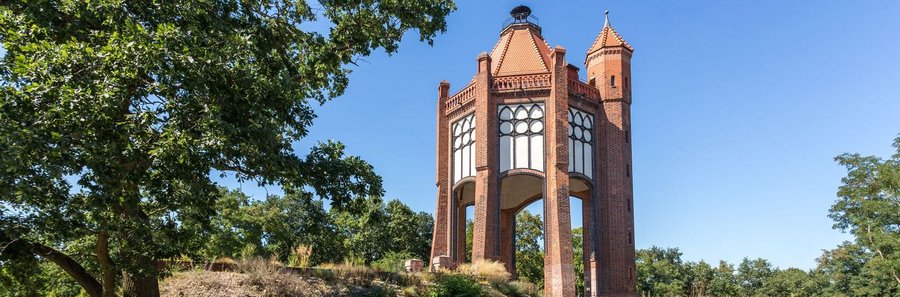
[624,76,629,90]
[610,75,616,87]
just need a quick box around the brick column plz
[472,52,500,261]
[500,208,516,277]
[429,81,452,269]
[543,46,577,297]
[595,49,636,296]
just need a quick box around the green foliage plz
[384,200,435,262]
[736,257,773,296]
[194,189,343,265]
[514,210,544,288]
[490,281,540,297]
[572,227,585,297]
[636,246,687,297]
[466,219,474,263]
[760,268,826,297]
[708,261,740,296]
[372,251,416,273]
[816,242,898,296]
[829,136,900,290]
[0,0,454,295]
[332,197,433,265]
[634,248,831,297]
[0,259,84,297]
[428,274,484,297]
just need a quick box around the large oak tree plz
[0,0,454,296]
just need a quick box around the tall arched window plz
[610,75,616,87]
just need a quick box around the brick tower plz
[430,7,636,297]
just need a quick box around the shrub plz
[490,281,541,297]
[288,244,313,267]
[372,251,416,273]
[428,274,484,297]
[239,244,260,260]
[236,256,280,279]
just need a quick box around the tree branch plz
[0,232,103,297]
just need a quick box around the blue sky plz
[262,1,899,270]
[6,1,898,270]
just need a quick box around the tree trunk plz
[96,231,117,297]
[121,252,159,297]
[117,202,160,297]
[122,271,160,297]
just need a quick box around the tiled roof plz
[489,24,552,75]
[587,15,633,54]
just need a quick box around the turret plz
[585,11,634,104]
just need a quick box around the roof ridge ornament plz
[511,5,532,21]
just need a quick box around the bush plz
[240,244,260,260]
[490,281,541,297]
[287,244,313,267]
[428,274,484,297]
[236,256,281,281]
[372,251,416,273]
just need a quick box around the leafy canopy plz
[0,0,454,296]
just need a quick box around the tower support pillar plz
[543,46,577,297]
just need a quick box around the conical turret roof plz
[587,11,633,55]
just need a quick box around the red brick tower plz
[585,11,637,297]
[430,7,636,297]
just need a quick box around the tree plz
[736,258,773,296]
[816,242,898,296]
[830,136,900,287]
[0,1,455,296]
[636,246,687,297]
[330,197,434,265]
[760,268,824,297]
[465,219,474,263]
[573,227,585,296]
[257,191,343,265]
[384,199,434,261]
[685,260,714,297]
[515,210,544,287]
[331,196,391,265]
[708,260,740,297]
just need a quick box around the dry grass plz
[160,270,320,297]
[316,262,380,281]
[456,260,511,282]
[162,258,399,297]
[216,257,238,265]
[288,245,313,268]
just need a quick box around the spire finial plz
[604,10,610,27]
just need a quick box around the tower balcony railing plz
[445,74,600,114]
[445,82,476,112]
[567,77,601,101]
[491,74,551,92]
